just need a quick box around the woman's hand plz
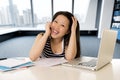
[71,17,77,33]
[65,17,78,60]
[45,22,51,36]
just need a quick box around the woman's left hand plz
[71,17,77,33]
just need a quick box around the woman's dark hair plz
[52,11,81,58]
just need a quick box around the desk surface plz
[0,57,120,80]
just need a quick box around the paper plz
[0,66,12,72]
[35,57,67,67]
[0,57,34,72]
[0,57,32,68]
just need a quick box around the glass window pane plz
[74,0,90,23]
[33,0,52,25]
[12,0,32,27]
[53,0,72,14]
[0,0,12,27]
[74,0,98,30]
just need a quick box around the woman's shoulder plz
[36,32,51,40]
[36,32,45,39]
[37,32,44,36]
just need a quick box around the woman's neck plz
[51,38,63,44]
[50,38,64,54]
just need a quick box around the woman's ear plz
[66,30,70,35]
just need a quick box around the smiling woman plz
[29,11,81,61]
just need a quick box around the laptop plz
[62,29,118,71]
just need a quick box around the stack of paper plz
[0,57,34,72]
[35,57,67,67]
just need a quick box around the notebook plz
[62,29,118,71]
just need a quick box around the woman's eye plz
[54,20,57,23]
[61,24,65,27]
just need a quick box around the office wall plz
[98,0,114,38]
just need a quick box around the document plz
[35,57,67,67]
[0,57,34,72]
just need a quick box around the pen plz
[0,58,7,60]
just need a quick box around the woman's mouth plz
[52,29,59,35]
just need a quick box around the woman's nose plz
[54,24,60,29]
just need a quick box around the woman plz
[29,11,81,61]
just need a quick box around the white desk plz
[0,57,120,80]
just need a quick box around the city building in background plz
[0,0,95,29]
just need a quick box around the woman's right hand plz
[45,22,51,36]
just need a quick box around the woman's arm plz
[29,22,51,61]
[65,17,77,61]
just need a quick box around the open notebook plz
[62,29,118,71]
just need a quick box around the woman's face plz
[51,15,70,39]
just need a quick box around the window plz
[74,0,90,23]
[33,0,52,26]
[0,0,12,27]
[12,0,32,27]
[74,0,98,30]
[53,0,72,14]
[0,0,98,31]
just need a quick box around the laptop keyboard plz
[78,59,97,67]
